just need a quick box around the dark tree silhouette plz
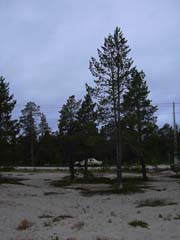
[123,67,158,179]
[0,76,18,165]
[39,113,50,138]
[58,95,81,179]
[20,102,41,166]
[77,86,98,178]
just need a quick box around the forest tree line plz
[0,27,179,185]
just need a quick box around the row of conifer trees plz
[0,27,179,186]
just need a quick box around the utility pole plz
[173,102,178,165]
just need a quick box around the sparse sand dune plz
[0,171,179,240]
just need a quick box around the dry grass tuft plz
[17,219,31,230]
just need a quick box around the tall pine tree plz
[89,27,133,188]
[123,67,157,179]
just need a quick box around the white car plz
[75,158,102,166]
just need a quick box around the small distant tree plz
[89,27,133,188]
[20,102,41,166]
[36,113,52,166]
[123,67,158,179]
[59,96,81,136]
[0,76,18,165]
[157,124,174,163]
[58,95,81,179]
[39,113,50,138]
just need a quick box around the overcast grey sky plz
[0,0,180,130]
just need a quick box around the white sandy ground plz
[0,170,180,240]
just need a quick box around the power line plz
[14,102,180,108]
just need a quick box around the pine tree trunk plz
[84,158,88,179]
[30,138,34,166]
[69,156,75,181]
[116,124,123,189]
[139,153,147,180]
[68,143,75,181]
[137,114,147,180]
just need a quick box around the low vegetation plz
[136,199,177,208]
[39,214,73,222]
[0,176,25,185]
[128,220,149,229]
[158,213,180,221]
[53,215,74,222]
[174,214,180,220]
[51,175,150,196]
[51,237,59,240]
[44,191,61,196]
